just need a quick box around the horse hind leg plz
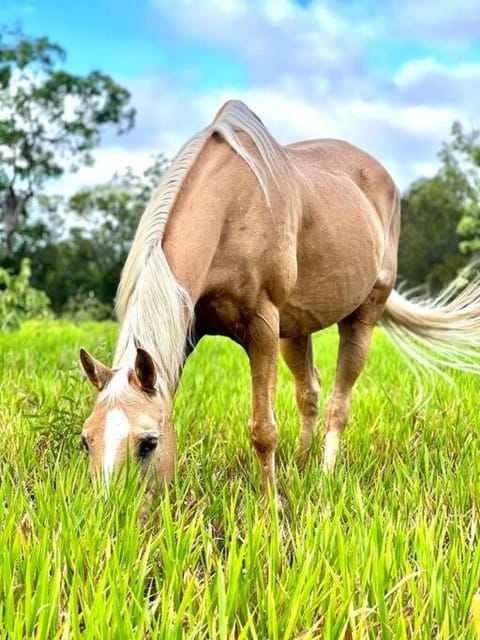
[280,335,320,452]
[323,281,391,473]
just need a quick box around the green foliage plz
[67,154,168,262]
[398,175,469,292]
[12,155,168,315]
[62,291,112,322]
[0,258,51,330]
[397,125,478,292]
[1,321,480,637]
[449,122,480,255]
[0,27,135,253]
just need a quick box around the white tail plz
[380,276,480,380]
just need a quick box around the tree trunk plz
[2,188,31,257]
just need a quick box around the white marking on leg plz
[323,430,340,474]
[103,408,131,484]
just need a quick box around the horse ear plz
[135,348,157,393]
[79,348,112,391]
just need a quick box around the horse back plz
[286,138,399,226]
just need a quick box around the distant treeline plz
[1,29,479,320]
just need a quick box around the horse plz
[79,99,480,499]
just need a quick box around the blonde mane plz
[113,100,288,393]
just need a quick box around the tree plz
[13,155,169,314]
[65,154,169,306]
[69,154,169,258]
[397,126,474,292]
[0,28,135,254]
[448,122,480,255]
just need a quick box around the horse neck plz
[114,137,274,392]
[161,139,242,302]
[113,247,194,395]
[113,142,238,392]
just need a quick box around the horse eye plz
[81,434,89,452]
[137,433,159,459]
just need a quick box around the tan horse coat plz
[80,100,480,498]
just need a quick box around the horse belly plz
[280,276,376,336]
[280,209,383,337]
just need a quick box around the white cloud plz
[52,0,480,196]
[151,0,366,96]
[388,0,480,44]
[54,85,451,194]
[393,58,480,114]
[45,147,155,196]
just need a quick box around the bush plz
[61,291,112,322]
[0,258,52,330]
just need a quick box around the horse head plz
[79,347,176,492]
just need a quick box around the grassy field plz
[1,319,480,639]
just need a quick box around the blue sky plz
[2,0,480,192]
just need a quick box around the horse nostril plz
[137,432,159,459]
[81,433,89,452]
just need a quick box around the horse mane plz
[113,100,287,393]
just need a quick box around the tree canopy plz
[12,156,168,316]
[449,122,480,256]
[0,28,135,254]
[397,122,479,293]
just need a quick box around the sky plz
[1,0,480,194]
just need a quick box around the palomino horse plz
[80,100,480,497]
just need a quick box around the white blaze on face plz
[103,408,131,484]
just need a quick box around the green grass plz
[1,319,480,638]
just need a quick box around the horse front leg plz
[246,303,280,499]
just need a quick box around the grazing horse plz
[80,100,480,497]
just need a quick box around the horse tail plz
[379,276,480,379]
